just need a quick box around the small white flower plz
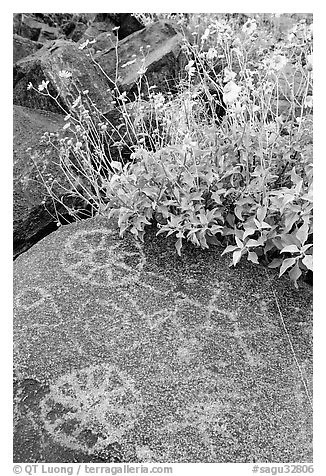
[270,55,287,71]
[201,28,210,43]
[306,53,313,71]
[230,101,245,114]
[79,39,89,50]
[242,18,257,36]
[118,91,127,101]
[304,95,313,108]
[38,80,49,92]
[27,82,33,91]
[223,67,236,83]
[59,70,72,79]
[71,96,81,109]
[75,142,82,150]
[223,81,241,104]
[206,47,218,61]
[185,60,196,78]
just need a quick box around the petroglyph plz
[60,229,146,288]
[15,231,285,456]
[40,364,143,454]
[14,286,63,330]
[60,228,175,296]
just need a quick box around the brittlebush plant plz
[29,14,313,287]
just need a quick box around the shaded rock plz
[81,13,144,43]
[61,21,88,42]
[38,25,59,43]
[13,13,59,42]
[13,34,43,63]
[88,32,114,53]
[96,13,144,40]
[13,39,114,114]
[81,17,117,42]
[13,105,89,259]
[95,21,184,97]
[13,14,23,35]
[14,215,312,462]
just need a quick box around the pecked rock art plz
[13,216,313,463]
[40,364,143,454]
[60,228,173,295]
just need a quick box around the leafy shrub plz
[28,13,313,287]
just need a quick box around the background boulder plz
[95,21,185,97]
[13,34,42,63]
[13,105,89,259]
[13,216,313,463]
[13,39,114,114]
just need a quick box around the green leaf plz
[221,245,239,256]
[279,233,301,248]
[289,262,302,284]
[280,245,300,254]
[260,221,272,229]
[206,234,221,246]
[302,254,313,271]
[243,227,256,239]
[268,258,282,268]
[235,205,244,221]
[247,251,259,264]
[301,244,313,253]
[198,231,209,249]
[175,237,183,256]
[279,257,297,277]
[257,206,267,223]
[296,223,309,245]
[235,236,243,249]
[246,238,261,248]
[284,211,299,233]
[232,249,242,267]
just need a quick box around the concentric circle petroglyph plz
[60,229,146,288]
[40,364,143,453]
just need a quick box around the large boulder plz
[95,21,185,97]
[13,13,59,42]
[13,105,88,259]
[13,34,42,63]
[13,39,114,114]
[81,16,116,42]
[81,13,144,43]
[14,216,312,462]
[99,13,144,40]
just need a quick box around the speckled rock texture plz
[13,39,114,114]
[13,216,313,463]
